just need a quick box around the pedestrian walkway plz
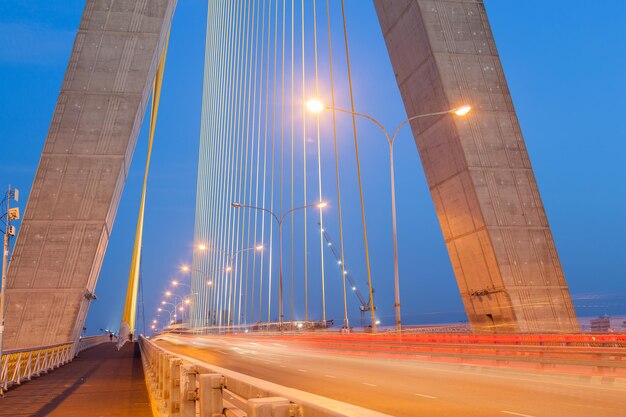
[0,342,152,417]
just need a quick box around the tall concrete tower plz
[374,0,578,332]
[4,0,176,350]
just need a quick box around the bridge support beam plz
[3,0,177,350]
[373,0,578,332]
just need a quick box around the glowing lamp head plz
[152,319,157,323]
[161,301,166,305]
[184,299,191,305]
[165,291,171,296]
[255,244,264,251]
[306,99,325,113]
[151,325,155,329]
[207,281,213,286]
[157,308,162,312]
[197,244,207,251]
[225,266,232,272]
[452,104,472,116]
[316,201,327,208]
[172,280,178,286]
[179,307,183,312]
[181,265,190,272]
[375,320,381,325]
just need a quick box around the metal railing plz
[0,334,111,391]
[139,335,391,417]
[77,334,112,352]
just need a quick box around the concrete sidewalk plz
[0,342,152,417]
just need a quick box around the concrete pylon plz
[4,0,177,350]
[373,0,578,333]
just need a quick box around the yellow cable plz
[120,33,170,339]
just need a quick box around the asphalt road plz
[155,335,626,417]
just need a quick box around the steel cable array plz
[191,0,376,331]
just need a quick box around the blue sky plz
[1,1,625,334]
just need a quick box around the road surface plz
[154,334,626,417]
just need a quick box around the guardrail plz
[77,334,112,353]
[0,335,111,392]
[280,332,626,348]
[139,335,391,417]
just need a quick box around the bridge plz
[1,1,625,416]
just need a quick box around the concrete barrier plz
[139,336,392,417]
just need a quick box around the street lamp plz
[158,307,174,324]
[215,244,264,326]
[164,292,183,311]
[309,98,471,332]
[1,185,19,362]
[231,200,326,329]
[171,279,191,290]
[181,264,213,287]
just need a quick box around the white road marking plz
[298,369,308,373]
[413,393,437,399]
[362,382,377,387]
[501,411,536,417]
[216,350,227,354]
[324,374,336,378]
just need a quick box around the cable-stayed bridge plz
[0,1,624,416]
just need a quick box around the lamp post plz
[164,292,182,316]
[171,279,191,290]
[219,244,263,326]
[180,264,214,329]
[308,99,471,332]
[1,185,19,363]
[231,201,326,329]
[181,265,214,287]
[157,307,174,325]
[160,301,177,322]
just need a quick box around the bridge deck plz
[0,342,152,417]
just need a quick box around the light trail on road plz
[155,334,626,417]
